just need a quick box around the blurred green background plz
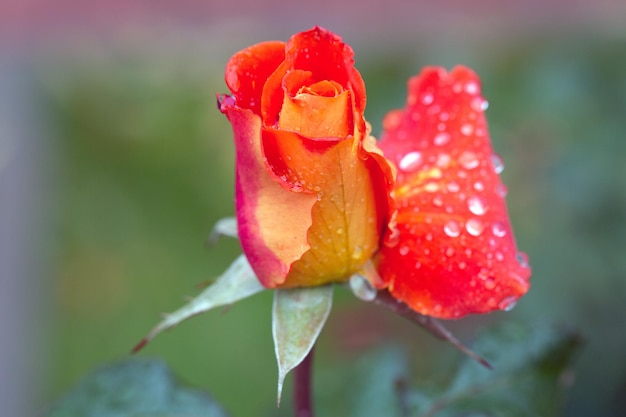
[3,2,626,416]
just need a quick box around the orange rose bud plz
[376,66,531,319]
[219,27,394,288]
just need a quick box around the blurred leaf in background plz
[45,359,229,417]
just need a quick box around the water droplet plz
[496,183,508,197]
[351,245,363,260]
[399,151,423,172]
[466,218,484,236]
[349,274,377,301]
[458,261,467,270]
[491,153,504,174]
[439,112,450,121]
[433,304,442,313]
[516,252,529,268]
[445,247,455,257]
[432,195,443,207]
[459,151,480,170]
[336,227,344,235]
[434,132,451,146]
[424,182,439,192]
[399,246,410,256]
[436,153,451,167]
[425,233,433,241]
[460,123,474,136]
[446,181,460,193]
[414,261,421,269]
[464,81,479,95]
[473,181,485,191]
[444,220,461,237]
[471,96,489,112]
[478,268,489,280]
[492,222,507,237]
[421,92,434,105]
[498,296,518,311]
[495,251,504,261]
[467,196,489,215]
[485,278,496,290]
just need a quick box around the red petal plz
[225,41,286,115]
[376,66,531,319]
[261,26,366,126]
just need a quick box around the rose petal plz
[262,129,389,287]
[376,66,531,319]
[262,27,366,126]
[225,41,286,115]
[223,105,318,287]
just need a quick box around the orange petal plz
[222,104,318,287]
[261,26,366,127]
[376,66,531,319]
[225,41,286,115]
[262,129,389,287]
[278,76,353,138]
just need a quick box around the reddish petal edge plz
[225,40,286,115]
[223,104,317,287]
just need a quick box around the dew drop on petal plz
[473,181,485,192]
[424,182,439,192]
[491,153,504,174]
[425,233,433,241]
[464,81,479,95]
[446,181,460,193]
[467,196,489,215]
[460,123,474,136]
[498,296,518,311]
[466,218,484,236]
[399,151,423,172]
[399,245,410,256]
[495,251,504,261]
[436,153,451,167]
[444,220,461,237]
[471,96,489,112]
[459,151,480,170]
[492,222,507,238]
[458,261,467,270]
[434,132,451,146]
[496,183,508,197]
[432,195,443,207]
[485,278,496,290]
[421,92,434,105]
[516,252,529,268]
[351,245,363,260]
[445,247,455,257]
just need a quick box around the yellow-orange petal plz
[278,79,352,138]
[262,129,388,287]
[223,104,318,287]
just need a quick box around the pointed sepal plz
[272,285,333,405]
[132,254,264,353]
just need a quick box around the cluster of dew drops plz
[382,77,530,312]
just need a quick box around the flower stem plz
[294,346,315,417]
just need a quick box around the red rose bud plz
[219,27,394,289]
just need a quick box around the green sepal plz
[272,285,334,405]
[133,254,264,352]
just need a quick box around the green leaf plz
[45,358,229,417]
[272,285,333,405]
[409,322,582,417]
[133,254,264,352]
[207,217,238,244]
